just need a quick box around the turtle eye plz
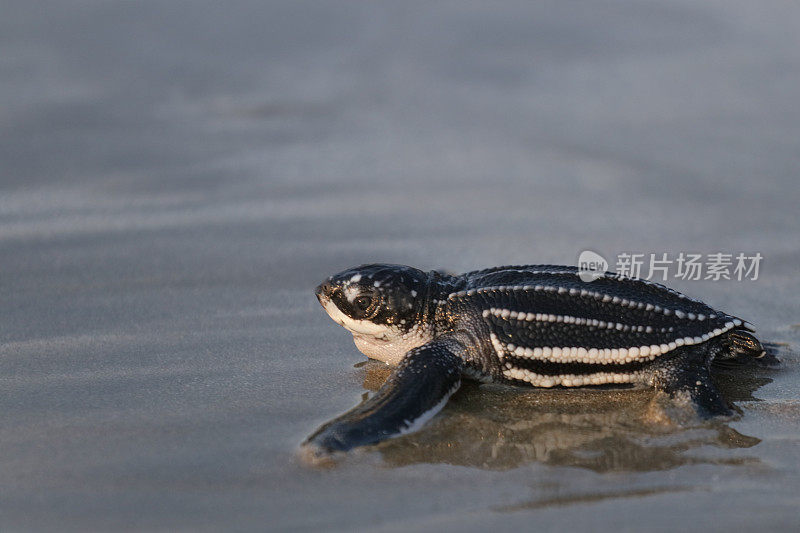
[354,295,373,312]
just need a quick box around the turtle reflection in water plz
[362,361,774,471]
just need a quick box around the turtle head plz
[315,264,434,364]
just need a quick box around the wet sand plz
[1,1,799,530]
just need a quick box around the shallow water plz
[1,1,799,531]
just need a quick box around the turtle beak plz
[315,280,333,303]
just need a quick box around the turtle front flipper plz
[301,339,464,459]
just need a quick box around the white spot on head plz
[343,286,359,302]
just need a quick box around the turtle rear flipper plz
[300,339,464,461]
[713,329,781,369]
[651,348,734,418]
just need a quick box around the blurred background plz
[1,1,799,531]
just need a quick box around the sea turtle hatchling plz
[302,263,772,457]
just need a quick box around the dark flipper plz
[302,339,464,457]
[713,329,781,369]
[651,347,734,418]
